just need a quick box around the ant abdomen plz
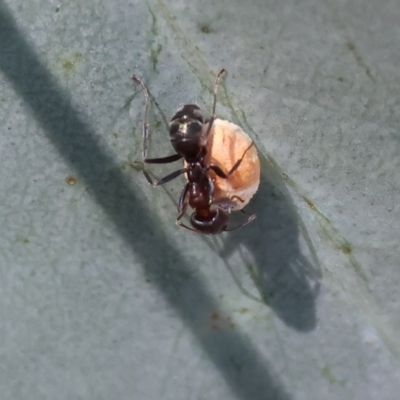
[190,209,229,235]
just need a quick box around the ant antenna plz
[212,68,226,117]
[225,213,257,232]
[132,75,150,160]
[206,68,226,137]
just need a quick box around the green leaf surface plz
[1,0,399,399]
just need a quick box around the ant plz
[132,69,256,234]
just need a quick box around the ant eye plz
[169,121,182,137]
[187,121,202,136]
[190,107,204,123]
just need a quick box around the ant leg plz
[205,68,226,137]
[131,75,158,183]
[210,194,245,213]
[224,213,257,232]
[176,207,200,233]
[209,141,255,179]
[134,162,187,187]
[177,221,200,233]
[231,195,245,204]
[132,75,184,182]
[209,194,244,214]
[178,182,190,213]
[132,154,182,175]
[132,75,151,160]
[144,154,182,164]
[176,189,200,233]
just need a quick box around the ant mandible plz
[132,69,256,234]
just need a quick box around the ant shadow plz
[218,155,321,332]
[132,71,320,331]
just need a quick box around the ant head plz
[169,104,207,160]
